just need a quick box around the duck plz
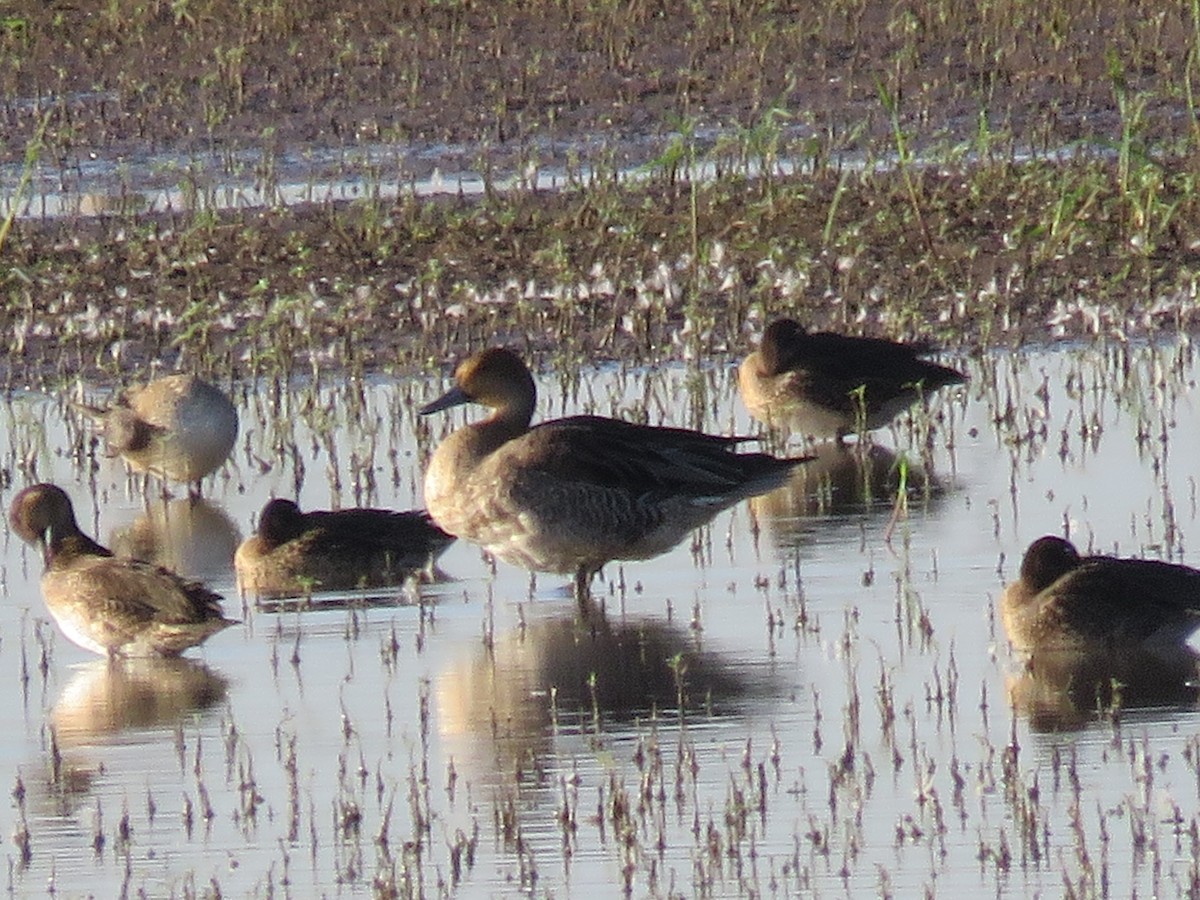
[234,498,455,600]
[1001,535,1200,655]
[738,318,966,440]
[420,347,810,595]
[76,374,238,493]
[8,483,237,657]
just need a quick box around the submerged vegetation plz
[5,346,1200,898]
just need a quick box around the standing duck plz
[420,347,809,595]
[1001,535,1200,655]
[234,498,454,599]
[77,374,238,494]
[9,483,237,657]
[738,318,965,439]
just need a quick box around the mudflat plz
[2,1,1198,384]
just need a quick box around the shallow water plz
[2,129,747,221]
[0,120,1088,222]
[2,343,1199,897]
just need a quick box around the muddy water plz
[1,343,1198,897]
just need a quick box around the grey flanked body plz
[9,483,236,657]
[739,318,966,439]
[1002,535,1200,655]
[78,374,238,489]
[235,498,454,599]
[420,347,810,595]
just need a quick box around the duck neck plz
[757,345,781,377]
[475,397,535,453]
[45,523,111,565]
[424,395,533,519]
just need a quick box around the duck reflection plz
[438,605,754,782]
[33,658,228,816]
[750,442,938,544]
[52,656,229,746]
[108,497,241,582]
[1007,648,1200,732]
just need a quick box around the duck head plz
[257,498,309,546]
[420,348,537,425]
[1020,535,1083,592]
[9,483,82,563]
[758,318,807,376]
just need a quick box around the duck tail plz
[733,453,814,501]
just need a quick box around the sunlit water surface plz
[1,343,1199,898]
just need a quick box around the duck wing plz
[518,416,801,501]
[782,332,963,389]
[62,555,230,627]
[301,509,453,555]
[1044,557,1200,645]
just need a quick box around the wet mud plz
[2,1,1198,386]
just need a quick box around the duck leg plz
[573,565,595,602]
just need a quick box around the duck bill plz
[419,386,472,416]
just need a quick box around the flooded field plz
[0,343,1197,896]
[3,3,1200,893]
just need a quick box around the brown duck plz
[9,483,237,657]
[421,347,810,595]
[77,374,238,492]
[1002,535,1200,655]
[738,318,965,439]
[235,498,454,599]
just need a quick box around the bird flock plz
[11,320,1200,682]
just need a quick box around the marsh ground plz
[2,0,1200,386]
